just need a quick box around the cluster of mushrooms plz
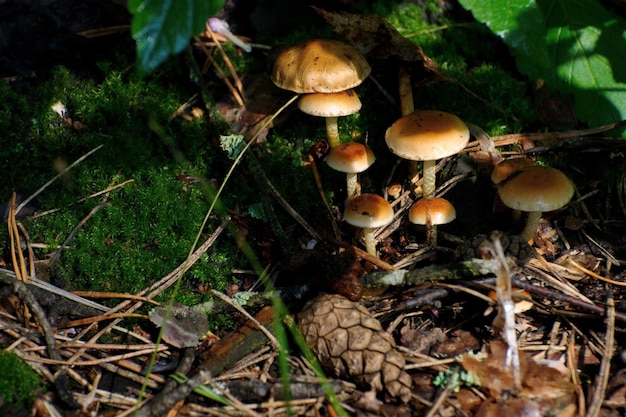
[270,39,575,258]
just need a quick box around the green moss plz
[0,351,42,413]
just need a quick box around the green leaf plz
[128,0,224,73]
[459,0,626,135]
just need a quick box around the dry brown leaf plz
[462,341,577,416]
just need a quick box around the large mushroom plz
[385,110,470,197]
[271,39,371,147]
[497,165,574,242]
[344,194,394,257]
[325,141,375,201]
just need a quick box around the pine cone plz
[297,293,412,402]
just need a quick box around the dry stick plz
[205,25,247,104]
[70,291,160,305]
[463,120,626,154]
[196,39,244,108]
[260,163,322,241]
[48,202,110,267]
[307,154,342,240]
[585,297,614,417]
[58,312,148,329]
[16,144,103,215]
[210,289,280,349]
[133,370,217,417]
[0,273,59,361]
[19,346,165,367]
[32,179,134,218]
[8,193,31,323]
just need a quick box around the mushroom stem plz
[520,211,542,242]
[422,159,437,198]
[425,223,438,247]
[346,172,359,201]
[409,161,420,187]
[325,116,341,147]
[398,65,414,116]
[362,227,377,256]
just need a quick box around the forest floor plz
[1,1,626,416]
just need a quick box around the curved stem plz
[346,172,359,201]
[422,159,437,198]
[325,116,340,147]
[520,211,542,242]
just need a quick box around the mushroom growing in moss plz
[385,110,470,197]
[497,165,574,242]
[344,194,394,257]
[271,39,371,147]
[298,89,363,147]
[325,141,375,201]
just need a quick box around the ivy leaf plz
[128,0,224,73]
[459,0,626,135]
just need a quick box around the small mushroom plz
[497,165,574,242]
[385,110,470,197]
[325,141,375,201]
[408,197,456,246]
[490,157,537,185]
[344,194,394,257]
[271,39,371,147]
[298,89,362,147]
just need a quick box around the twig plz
[210,289,280,349]
[585,296,614,417]
[16,144,103,215]
[32,178,134,218]
[0,273,59,361]
[47,202,109,267]
[307,154,341,240]
[463,120,626,153]
[133,370,214,417]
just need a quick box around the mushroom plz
[325,141,375,201]
[271,39,371,147]
[491,157,538,225]
[497,165,574,242]
[298,89,362,148]
[344,194,394,257]
[385,110,470,197]
[490,157,537,185]
[408,197,456,246]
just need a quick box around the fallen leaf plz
[150,303,210,348]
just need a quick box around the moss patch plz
[0,351,42,413]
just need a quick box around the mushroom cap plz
[408,197,457,225]
[385,110,470,161]
[271,39,371,94]
[344,193,394,228]
[490,157,537,184]
[298,89,362,117]
[497,166,574,212]
[325,142,375,173]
